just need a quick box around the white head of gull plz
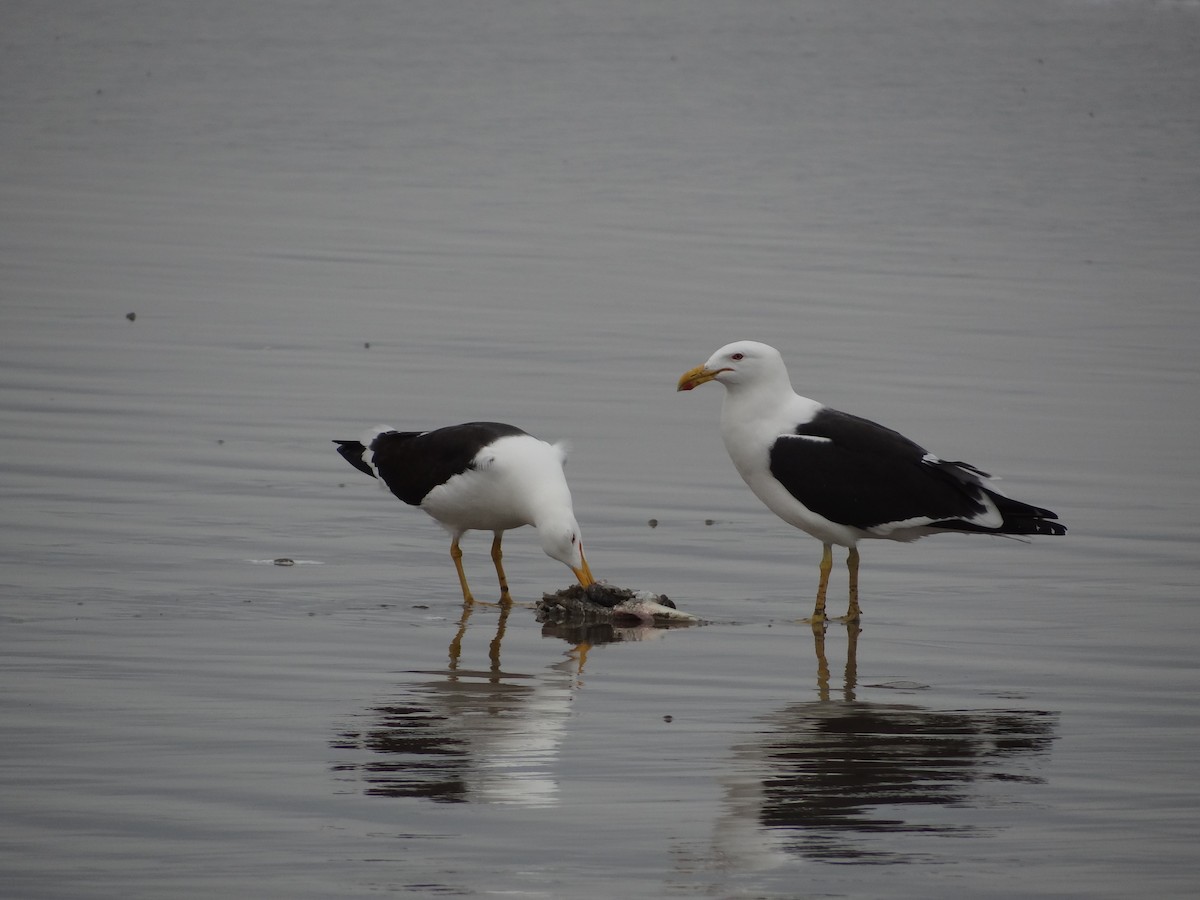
[677,341,1065,624]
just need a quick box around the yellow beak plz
[572,550,595,588]
[677,364,726,392]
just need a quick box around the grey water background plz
[2,1,1198,897]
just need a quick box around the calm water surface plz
[3,2,1198,898]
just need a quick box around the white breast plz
[421,435,571,534]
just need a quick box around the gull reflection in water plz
[331,600,678,807]
[679,625,1059,876]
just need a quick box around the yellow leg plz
[490,532,512,601]
[450,537,475,604]
[807,542,833,624]
[844,546,862,623]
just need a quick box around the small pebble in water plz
[273,558,295,567]
[647,518,658,528]
[704,519,715,526]
[126,312,136,321]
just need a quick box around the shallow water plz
[3,1,1199,898]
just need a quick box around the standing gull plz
[677,341,1065,623]
[335,422,594,603]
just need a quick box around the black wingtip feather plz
[932,490,1067,536]
[333,440,377,479]
[992,492,1067,536]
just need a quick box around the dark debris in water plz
[536,582,698,627]
[566,582,674,610]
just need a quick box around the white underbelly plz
[419,470,532,533]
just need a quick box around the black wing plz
[769,408,1001,530]
[335,422,528,507]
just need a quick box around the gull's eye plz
[731,353,744,361]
